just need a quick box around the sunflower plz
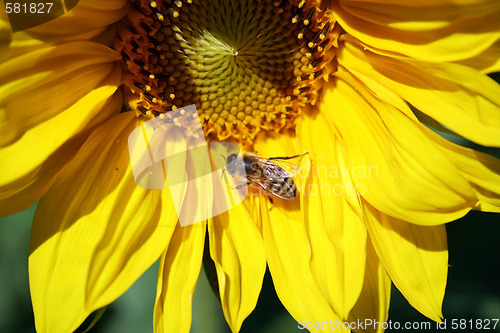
[1,0,500,332]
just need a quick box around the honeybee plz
[225,152,307,201]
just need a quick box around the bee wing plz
[262,160,299,200]
[263,159,302,178]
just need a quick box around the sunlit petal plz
[29,113,176,332]
[0,41,121,145]
[154,222,205,333]
[0,82,121,216]
[348,240,391,333]
[255,134,346,324]
[320,71,477,224]
[338,39,500,147]
[456,41,500,74]
[261,197,346,331]
[297,111,367,319]
[209,202,266,332]
[19,0,128,43]
[364,203,448,322]
[426,133,500,213]
[332,0,500,62]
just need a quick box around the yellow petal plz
[426,132,500,212]
[338,40,500,147]
[333,0,500,62]
[154,222,205,333]
[0,13,45,63]
[0,8,76,63]
[14,0,128,43]
[255,133,347,327]
[297,111,367,319]
[364,203,448,322]
[29,113,177,333]
[320,72,476,224]
[261,200,346,332]
[456,40,500,74]
[348,240,391,333]
[0,69,122,216]
[208,202,266,332]
[0,41,121,145]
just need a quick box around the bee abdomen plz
[277,177,297,199]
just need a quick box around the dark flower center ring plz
[115,0,335,147]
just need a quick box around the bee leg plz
[267,152,309,161]
[231,180,252,190]
[265,192,274,209]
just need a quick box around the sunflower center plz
[116,0,335,147]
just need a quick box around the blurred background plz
[0,204,499,333]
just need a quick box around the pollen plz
[115,0,337,148]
